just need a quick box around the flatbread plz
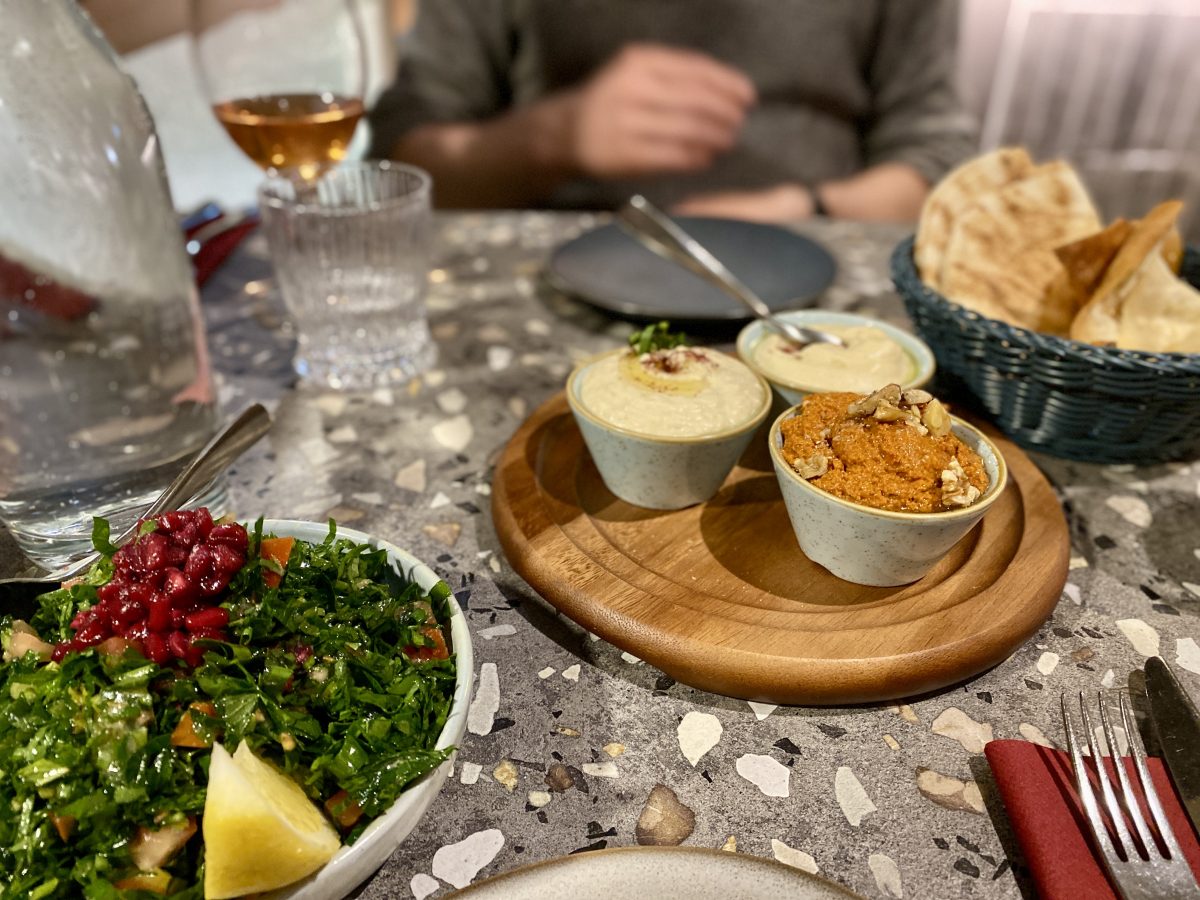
[915,147,1034,286]
[1043,219,1133,322]
[1055,219,1133,296]
[937,162,1101,332]
[1070,200,1200,351]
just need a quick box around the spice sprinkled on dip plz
[579,344,766,439]
[753,325,915,393]
[781,384,988,513]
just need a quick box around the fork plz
[1061,691,1200,900]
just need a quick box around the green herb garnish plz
[0,523,457,898]
[628,320,687,355]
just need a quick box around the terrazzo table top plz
[5,212,1200,899]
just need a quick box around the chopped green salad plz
[0,518,458,898]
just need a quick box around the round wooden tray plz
[492,392,1069,705]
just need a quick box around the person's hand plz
[563,44,756,178]
[673,183,816,222]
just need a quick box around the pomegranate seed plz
[185,607,229,632]
[185,545,214,581]
[166,546,188,567]
[182,643,205,668]
[210,544,245,575]
[157,511,191,532]
[188,626,221,641]
[176,521,200,547]
[200,572,232,596]
[294,643,313,664]
[146,595,172,633]
[75,621,110,647]
[109,597,144,630]
[97,582,122,605]
[125,621,151,642]
[71,607,101,630]
[136,533,169,572]
[113,547,136,575]
[51,642,71,662]
[123,582,153,605]
[195,508,214,538]
[167,631,189,659]
[143,633,170,665]
[208,522,248,551]
[162,568,198,607]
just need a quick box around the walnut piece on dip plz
[779,384,989,513]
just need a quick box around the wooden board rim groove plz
[493,392,1069,705]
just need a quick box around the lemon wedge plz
[203,740,341,899]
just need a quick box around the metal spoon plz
[0,403,272,610]
[616,194,844,348]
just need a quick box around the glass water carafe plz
[0,1,220,567]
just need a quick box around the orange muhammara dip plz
[780,384,989,513]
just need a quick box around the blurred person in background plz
[369,0,975,222]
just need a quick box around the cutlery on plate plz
[616,194,844,349]
[0,403,272,613]
[1061,690,1200,900]
[1146,656,1200,837]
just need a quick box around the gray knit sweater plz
[368,0,977,210]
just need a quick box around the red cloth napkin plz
[985,739,1200,898]
[188,215,259,287]
[0,216,255,328]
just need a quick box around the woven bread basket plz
[892,237,1200,463]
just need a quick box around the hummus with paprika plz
[753,325,915,393]
[579,346,766,438]
[781,384,989,513]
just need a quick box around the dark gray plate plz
[545,217,837,322]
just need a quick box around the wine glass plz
[188,0,368,182]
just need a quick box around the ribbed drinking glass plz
[257,162,436,390]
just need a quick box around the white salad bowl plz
[736,310,936,407]
[566,349,772,510]
[767,413,1008,587]
[259,520,474,900]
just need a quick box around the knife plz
[1145,655,1200,836]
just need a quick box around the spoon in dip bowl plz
[617,195,844,349]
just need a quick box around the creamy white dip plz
[579,348,765,438]
[752,325,915,393]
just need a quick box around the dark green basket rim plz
[891,236,1200,377]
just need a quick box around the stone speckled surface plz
[4,212,1200,899]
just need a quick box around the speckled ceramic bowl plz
[736,310,935,407]
[768,408,1008,586]
[566,349,771,510]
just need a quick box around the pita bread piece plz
[937,162,1101,333]
[1044,219,1133,320]
[1070,201,1200,352]
[915,147,1034,286]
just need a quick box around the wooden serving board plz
[492,392,1069,705]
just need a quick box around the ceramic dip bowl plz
[737,310,936,408]
[567,348,771,510]
[768,407,1008,586]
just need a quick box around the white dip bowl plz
[566,348,771,510]
[737,310,936,407]
[767,410,1008,586]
